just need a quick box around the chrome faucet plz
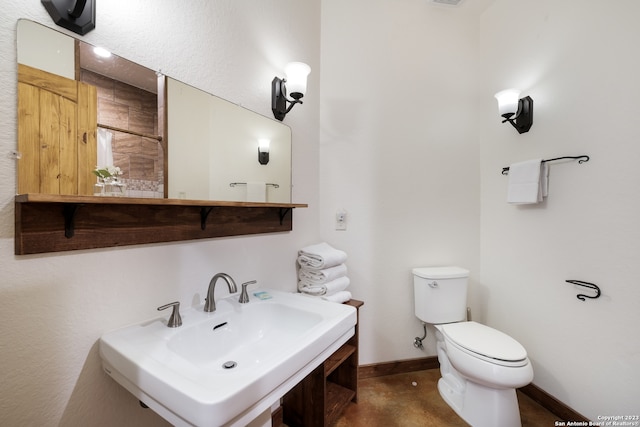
[204,273,237,312]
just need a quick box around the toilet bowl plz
[413,267,533,427]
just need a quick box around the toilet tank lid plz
[412,266,469,279]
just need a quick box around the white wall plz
[479,0,640,419]
[0,1,320,426]
[319,0,481,364]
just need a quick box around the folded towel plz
[298,264,348,284]
[298,276,350,296]
[322,290,352,303]
[246,182,266,202]
[507,159,545,204]
[298,242,347,270]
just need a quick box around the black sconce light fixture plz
[42,0,96,35]
[494,89,533,134]
[271,62,311,121]
[258,139,270,165]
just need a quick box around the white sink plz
[99,289,356,427]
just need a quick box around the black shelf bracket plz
[63,203,81,238]
[279,208,292,225]
[200,207,214,230]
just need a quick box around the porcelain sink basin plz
[99,289,356,427]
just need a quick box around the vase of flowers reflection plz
[93,166,127,197]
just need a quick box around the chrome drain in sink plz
[222,361,237,369]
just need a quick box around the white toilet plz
[413,266,533,427]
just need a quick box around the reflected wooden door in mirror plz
[17,64,97,195]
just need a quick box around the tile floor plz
[331,369,559,427]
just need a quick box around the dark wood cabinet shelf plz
[325,344,356,377]
[326,381,356,422]
[15,194,307,255]
[282,299,363,427]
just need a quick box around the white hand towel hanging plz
[540,162,549,198]
[97,128,113,168]
[507,159,547,204]
[246,182,266,202]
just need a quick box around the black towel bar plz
[502,155,590,175]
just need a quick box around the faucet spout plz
[204,273,238,312]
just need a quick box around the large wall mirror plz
[16,19,292,203]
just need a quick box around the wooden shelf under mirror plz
[15,194,307,255]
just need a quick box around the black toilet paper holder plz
[565,280,601,301]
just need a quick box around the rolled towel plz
[298,264,348,284]
[298,276,350,296]
[298,282,324,296]
[322,290,352,303]
[298,242,347,270]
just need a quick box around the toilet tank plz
[413,266,469,324]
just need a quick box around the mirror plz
[167,79,291,202]
[16,19,292,203]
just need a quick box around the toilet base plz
[437,376,522,427]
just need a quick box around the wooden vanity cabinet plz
[282,299,363,427]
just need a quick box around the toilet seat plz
[439,321,528,367]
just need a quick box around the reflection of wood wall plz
[17,64,97,195]
[80,70,162,192]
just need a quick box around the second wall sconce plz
[258,139,270,165]
[272,62,311,121]
[494,89,533,134]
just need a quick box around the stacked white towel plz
[297,242,352,303]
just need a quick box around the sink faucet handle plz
[157,301,182,328]
[239,280,256,303]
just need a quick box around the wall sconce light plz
[258,139,270,165]
[41,0,96,35]
[271,62,311,121]
[494,89,533,134]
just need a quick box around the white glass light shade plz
[258,138,270,153]
[284,62,311,98]
[494,89,521,117]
